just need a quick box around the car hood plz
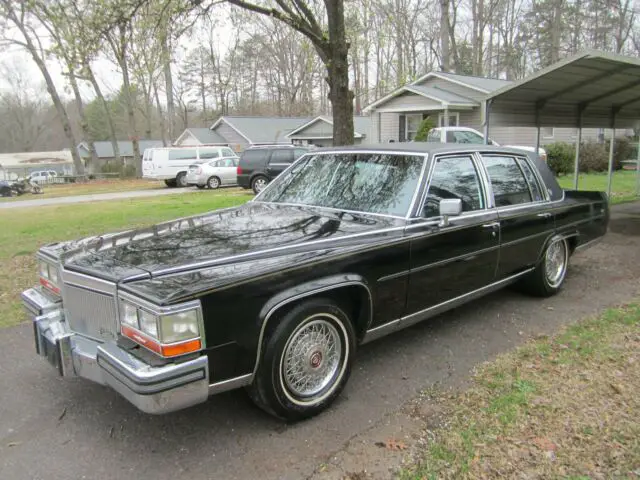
[42,202,405,282]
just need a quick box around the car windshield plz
[257,152,425,217]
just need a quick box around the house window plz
[541,127,554,139]
[406,114,423,141]
[438,112,460,127]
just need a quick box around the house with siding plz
[363,71,617,146]
[77,140,164,173]
[286,115,372,147]
[207,116,313,151]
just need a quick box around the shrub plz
[546,142,574,175]
[100,161,137,178]
[579,141,611,172]
[413,116,435,141]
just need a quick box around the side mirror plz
[438,198,462,227]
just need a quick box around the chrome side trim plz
[361,269,534,344]
[410,244,501,274]
[152,225,408,276]
[208,373,254,394]
[252,281,373,376]
[377,270,410,282]
[574,236,603,252]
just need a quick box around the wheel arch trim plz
[252,275,373,377]
[536,230,578,263]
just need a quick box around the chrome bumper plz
[22,286,210,414]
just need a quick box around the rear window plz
[426,130,441,142]
[240,149,268,165]
[481,155,533,207]
[168,149,197,161]
[221,148,235,157]
[269,149,294,165]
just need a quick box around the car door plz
[266,149,294,179]
[402,153,500,327]
[479,154,554,279]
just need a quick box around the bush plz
[100,161,137,178]
[579,141,611,173]
[413,116,435,141]
[546,142,574,175]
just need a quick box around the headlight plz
[160,311,200,344]
[38,258,60,295]
[118,296,203,358]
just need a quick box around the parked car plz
[186,156,240,189]
[237,145,309,194]
[28,170,62,184]
[425,126,548,162]
[143,145,238,188]
[23,143,608,421]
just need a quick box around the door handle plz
[537,212,553,218]
[482,222,500,229]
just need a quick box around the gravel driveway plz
[1,202,638,480]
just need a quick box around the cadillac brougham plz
[22,144,608,420]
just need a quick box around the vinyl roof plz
[486,50,640,129]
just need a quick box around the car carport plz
[483,50,640,199]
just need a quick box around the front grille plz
[64,284,118,342]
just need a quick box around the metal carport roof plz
[483,50,640,197]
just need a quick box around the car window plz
[294,149,308,159]
[168,149,197,161]
[269,149,294,165]
[199,148,220,160]
[426,130,441,142]
[222,158,235,167]
[221,148,235,157]
[240,149,266,165]
[481,155,533,207]
[232,158,239,167]
[446,131,485,144]
[423,155,485,218]
[516,157,545,202]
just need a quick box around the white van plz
[143,145,237,187]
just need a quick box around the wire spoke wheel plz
[280,316,346,404]
[545,239,568,288]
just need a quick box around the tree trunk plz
[67,66,99,173]
[440,0,450,71]
[86,64,121,164]
[161,30,175,143]
[8,15,85,176]
[323,0,354,146]
[118,25,141,175]
[153,81,168,146]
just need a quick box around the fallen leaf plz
[610,383,623,394]
[7,441,21,447]
[58,407,67,421]
[381,438,407,451]
[533,437,557,452]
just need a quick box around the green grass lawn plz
[0,190,252,328]
[401,302,640,479]
[557,170,639,204]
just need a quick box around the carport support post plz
[573,108,583,190]
[483,100,492,145]
[635,131,640,196]
[607,131,616,199]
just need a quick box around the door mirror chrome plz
[438,199,462,227]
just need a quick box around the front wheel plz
[248,298,355,421]
[520,237,569,297]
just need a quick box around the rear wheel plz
[520,237,569,297]
[251,175,269,195]
[248,298,355,421]
[176,172,188,188]
[207,176,221,189]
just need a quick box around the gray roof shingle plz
[405,85,478,104]
[432,72,512,92]
[220,116,314,143]
[184,128,227,144]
